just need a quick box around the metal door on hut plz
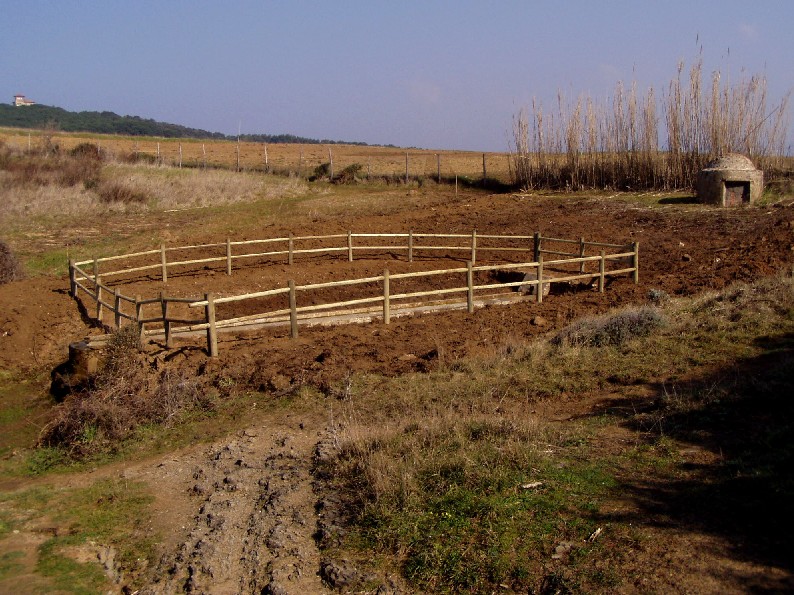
[724,181,750,206]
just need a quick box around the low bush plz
[39,326,214,456]
[0,240,24,284]
[333,163,364,184]
[95,180,150,204]
[552,305,666,347]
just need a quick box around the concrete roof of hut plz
[702,153,758,171]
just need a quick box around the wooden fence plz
[69,231,639,356]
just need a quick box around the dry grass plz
[0,147,311,222]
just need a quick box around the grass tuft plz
[552,305,667,347]
[0,239,24,284]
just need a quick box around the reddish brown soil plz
[6,193,791,382]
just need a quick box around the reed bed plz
[511,59,791,191]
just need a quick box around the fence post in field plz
[68,259,76,297]
[533,232,541,262]
[536,253,544,304]
[114,289,121,329]
[236,143,240,172]
[95,276,103,322]
[405,152,409,184]
[599,251,606,293]
[437,154,441,183]
[161,292,173,348]
[367,157,371,180]
[179,143,183,168]
[383,269,390,324]
[288,281,298,339]
[408,230,414,263]
[632,242,639,283]
[264,144,269,173]
[467,261,474,313]
[347,231,353,262]
[93,257,99,283]
[205,293,218,357]
[482,153,487,186]
[156,142,160,163]
[135,295,144,346]
[579,237,586,273]
[160,243,168,283]
[471,230,477,264]
[226,238,232,276]
[299,149,303,176]
[202,144,207,169]
[288,233,294,265]
[328,148,333,180]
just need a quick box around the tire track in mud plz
[141,425,330,594]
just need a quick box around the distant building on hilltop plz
[13,94,36,106]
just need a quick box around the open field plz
[1,147,793,593]
[0,126,512,182]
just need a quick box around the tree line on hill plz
[0,103,370,145]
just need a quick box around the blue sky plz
[2,1,792,151]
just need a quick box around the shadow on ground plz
[591,332,794,587]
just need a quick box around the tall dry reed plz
[512,58,791,191]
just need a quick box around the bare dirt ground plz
[2,192,794,593]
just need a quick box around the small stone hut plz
[696,154,763,206]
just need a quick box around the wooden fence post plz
[536,253,544,304]
[599,251,606,293]
[288,281,298,339]
[471,229,477,264]
[632,241,639,284]
[347,231,353,262]
[482,153,487,186]
[437,153,441,183]
[467,261,474,313]
[161,292,172,348]
[288,233,294,265]
[160,243,168,283]
[533,232,541,263]
[383,269,390,324]
[95,276,103,322]
[114,289,121,328]
[328,148,333,180]
[135,295,144,346]
[205,293,218,357]
[579,237,586,273]
[405,152,409,184]
[93,257,99,282]
[68,259,76,297]
[408,230,414,263]
[264,144,269,172]
[226,238,232,276]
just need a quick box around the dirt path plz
[138,418,333,595]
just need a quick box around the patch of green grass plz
[37,539,109,594]
[0,479,155,592]
[0,551,26,581]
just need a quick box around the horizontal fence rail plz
[68,231,639,356]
